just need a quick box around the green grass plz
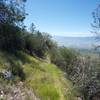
[0,51,79,100]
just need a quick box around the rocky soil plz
[0,81,40,100]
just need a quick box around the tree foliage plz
[24,31,54,57]
[92,4,100,49]
[0,0,26,25]
[0,0,26,51]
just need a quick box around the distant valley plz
[53,36,100,50]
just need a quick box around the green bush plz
[24,31,55,58]
[49,46,79,73]
[0,24,25,52]
[49,47,66,71]
[59,47,79,74]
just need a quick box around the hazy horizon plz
[53,36,100,49]
[52,34,94,37]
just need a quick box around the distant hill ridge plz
[53,36,100,49]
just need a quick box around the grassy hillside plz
[0,51,80,100]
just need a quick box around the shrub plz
[60,47,79,75]
[50,46,79,73]
[0,24,25,52]
[24,31,55,58]
[49,46,66,71]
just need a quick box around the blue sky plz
[24,0,100,37]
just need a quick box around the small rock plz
[0,70,12,80]
[0,90,4,99]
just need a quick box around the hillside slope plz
[0,51,80,100]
